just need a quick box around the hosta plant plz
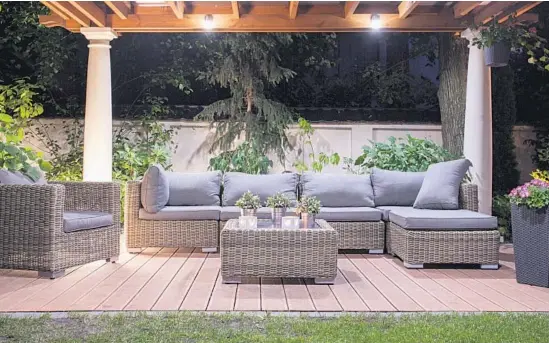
[235,191,261,210]
[295,196,321,215]
[266,192,291,208]
[509,170,549,209]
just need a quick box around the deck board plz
[1,246,548,313]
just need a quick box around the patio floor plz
[1,245,548,313]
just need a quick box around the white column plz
[461,29,492,214]
[81,28,117,181]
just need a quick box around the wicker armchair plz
[0,181,121,279]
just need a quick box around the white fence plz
[25,119,537,183]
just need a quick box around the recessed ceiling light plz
[203,14,214,30]
[371,14,382,30]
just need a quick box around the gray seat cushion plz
[388,207,497,230]
[222,173,298,206]
[413,159,472,210]
[300,172,375,207]
[316,207,382,222]
[220,206,298,221]
[0,169,46,185]
[141,165,169,213]
[371,168,425,206]
[63,211,114,233]
[376,206,411,221]
[166,171,221,206]
[139,206,221,221]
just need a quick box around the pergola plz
[38,1,542,214]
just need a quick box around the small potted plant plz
[295,196,321,228]
[471,18,518,67]
[235,191,261,217]
[509,169,549,288]
[266,192,292,226]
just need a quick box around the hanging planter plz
[509,172,549,288]
[484,41,511,67]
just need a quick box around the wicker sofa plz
[0,180,121,279]
[127,165,499,268]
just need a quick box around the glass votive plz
[239,216,257,229]
[281,216,300,229]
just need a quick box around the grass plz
[0,312,548,343]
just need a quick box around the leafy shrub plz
[266,192,291,208]
[293,118,340,173]
[0,80,51,180]
[493,195,512,241]
[296,195,321,215]
[346,135,455,174]
[209,141,271,175]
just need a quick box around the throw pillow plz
[413,159,472,210]
[141,165,169,213]
[371,168,425,206]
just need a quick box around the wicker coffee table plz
[220,219,338,284]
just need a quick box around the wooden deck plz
[1,245,548,313]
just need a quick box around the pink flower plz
[529,27,537,34]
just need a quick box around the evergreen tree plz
[195,33,298,160]
[492,66,520,195]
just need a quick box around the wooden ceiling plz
[39,1,542,33]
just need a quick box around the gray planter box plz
[484,42,510,67]
[510,204,549,287]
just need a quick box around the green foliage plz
[509,174,549,209]
[266,192,292,208]
[471,18,519,48]
[209,141,271,175]
[492,66,520,195]
[493,195,512,241]
[347,135,455,174]
[195,34,298,160]
[296,195,321,214]
[293,118,340,173]
[235,191,261,210]
[0,80,51,180]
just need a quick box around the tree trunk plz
[437,33,469,157]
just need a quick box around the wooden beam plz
[39,14,65,28]
[50,1,91,27]
[69,1,106,27]
[289,1,299,19]
[453,1,481,18]
[40,1,69,20]
[167,1,184,19]
[474,1,515,24]
[231,1,240,18]
[498,2,542,23]
[398,1,419,19]
[105,1,130,20]
[344,1,360,19]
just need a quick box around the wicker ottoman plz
[220,219,338,284]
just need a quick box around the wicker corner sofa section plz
[385,183,500,269]
[125,181,219,252]
[0,181,121,279]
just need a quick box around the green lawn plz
[1,312,548,343]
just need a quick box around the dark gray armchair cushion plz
[371,168,425,206]
[413,159,472,210]
[63,211,114,233]
[222,172,298,206]
[388,207,497,230]
[141,165,169,213]
[166,171,221,206]
[300,172,375,207]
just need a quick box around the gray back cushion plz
[223,172,298,206]
[167,171,222,206]
[300,172,375,207]
[371,168,425,206]
[413,159,472,210]
[141,165,169,213]
[0,169,41,185]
